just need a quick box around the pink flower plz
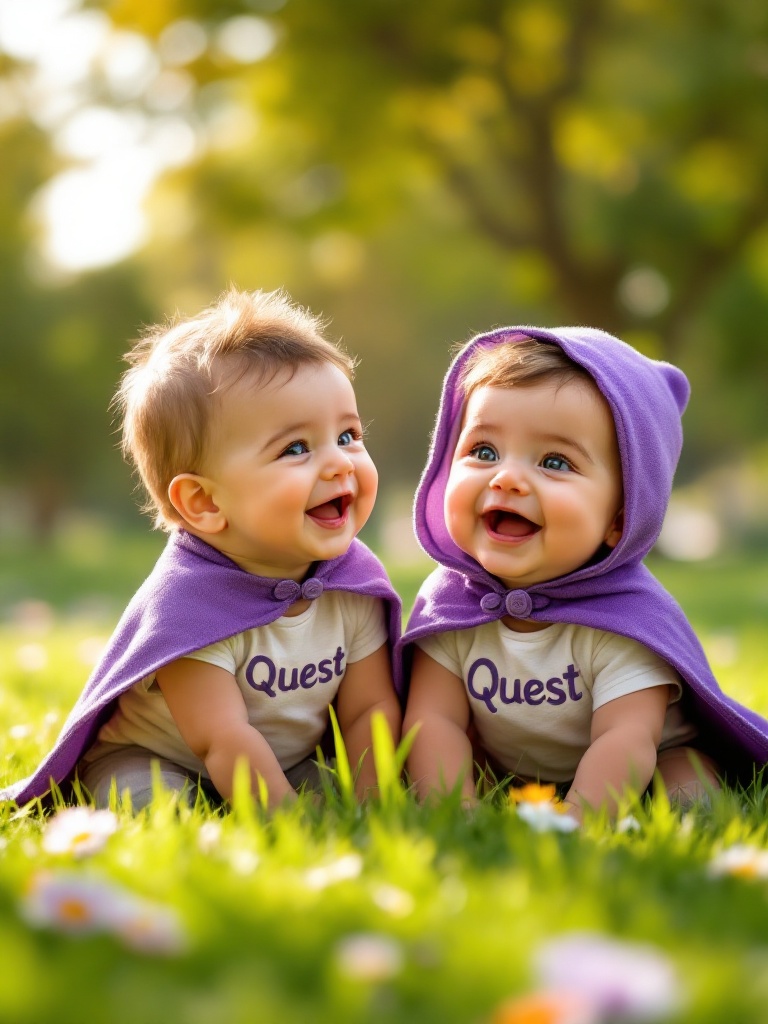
[112,901,187,955]
[334,933,403,981]
[22,871,127,935]
[535,933,681,1021]
[21,870,187,955]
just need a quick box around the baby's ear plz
[604,508,624,549]
[168,474,226,534]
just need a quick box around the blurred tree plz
[0,71,152,536]
[107,0,768,479]
[1,0,768,535]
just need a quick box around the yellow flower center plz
[58,898,92,923]
[729,861,759,879]
[510,783,558,805]
[492,992,584,1024]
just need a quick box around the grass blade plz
[328,705,356,807]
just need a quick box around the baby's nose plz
[322,447,355,478]
[490,460,531,493]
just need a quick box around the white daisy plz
[42,807,118,858]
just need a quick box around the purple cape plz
[400,325,768,778]
[3,530,402,805]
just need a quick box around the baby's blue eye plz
[541,454,572,472]
[338,430,356,447]
[281,440,309,457]
[470,443,498,462]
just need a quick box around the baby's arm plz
[156,657,295,809]
[336,643,402,799]
[403,647,476,805]
[564,684,670,819]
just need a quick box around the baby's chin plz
[494,551,612,590]
[444,532,567,587]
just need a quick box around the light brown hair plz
[115,287,355,530]
[458,337,593,398]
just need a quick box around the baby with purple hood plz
[400,325,768,817]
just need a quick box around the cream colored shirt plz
[417,620,695,782]
[86,592,387,774]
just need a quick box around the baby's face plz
[445,377,623,590]
[200,361,377,579]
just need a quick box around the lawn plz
[2,532,768,1024]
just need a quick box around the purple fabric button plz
[505,590,533,617]
[273,579,302,602]
[301,578,324,600]
[480,592,503,613]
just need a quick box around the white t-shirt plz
[416,620,696,782]
[86,592,387,774]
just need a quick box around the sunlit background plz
[1,0,768,572]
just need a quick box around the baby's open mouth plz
[484,510,541,538]
[306,494,352,522]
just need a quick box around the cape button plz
[301,578,324,601]
[273,579,302,602]
[480,592,503,613]
[505,589,533,618]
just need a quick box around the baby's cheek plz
[359,456,378,499]
[443,478,459,524]
[444,478,472,541]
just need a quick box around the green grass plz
[2,535,768,1023]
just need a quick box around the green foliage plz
[1,1,768,521]
[0,530,165,615]
[326,704,356,810]
[120,0,768,486]
[370,710,418,813]
[2,547,768,1019]
[4,701,768,1021]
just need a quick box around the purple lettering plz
[318,659,333,683]
[523,678,545,705]
[300,663,317,689]
[499,677,523,705]
[333,646,345,676]
[245,655,276,697]
[467,658,498,714]
[545,677,566,705]
[278,666,299,692]
[564,664,583,701]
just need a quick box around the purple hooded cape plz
[400,325,768,780]
[3,530,402,805]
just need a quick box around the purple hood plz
[400,326,768,776]
[3,531,401,805]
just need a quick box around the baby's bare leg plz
[656,746,720,808]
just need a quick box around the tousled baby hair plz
[115,287,354,530]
